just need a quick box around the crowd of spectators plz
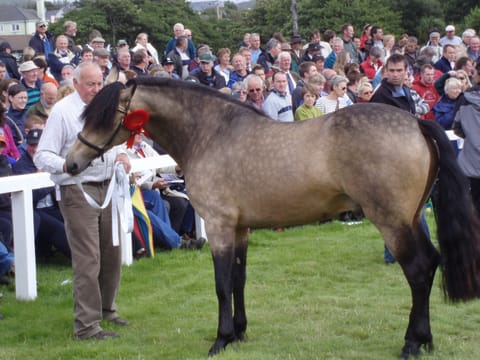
[1,18,480,309]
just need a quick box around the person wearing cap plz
[440,25,462,47]
[161,57,180,79]
[48,35,78,82]
[301,42,322,63]
[33,57,60,88]
[0,42,20,80]
[13,128,71,260]
[89,36,106,50]
[19,60,43,110]
[193,53,226,89]
[289,35,303,71]
[28,20,54,57]
[34,62,131,340]
[93,47,111,80]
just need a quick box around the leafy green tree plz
[464,7,480,32]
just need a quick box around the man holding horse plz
[34,62,131,340]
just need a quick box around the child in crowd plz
[294,83,323,121]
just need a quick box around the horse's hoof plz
[208,335,235,357]
[400,341,421,359]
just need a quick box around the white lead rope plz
[74,162,133,246]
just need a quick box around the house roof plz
[0,5,39,22]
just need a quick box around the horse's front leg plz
[232,227,249,341]
[208,228,237,357]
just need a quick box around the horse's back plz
[190,104,433,229]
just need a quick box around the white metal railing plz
[0,155,206,300]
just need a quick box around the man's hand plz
[115,153,131,173]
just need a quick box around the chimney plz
[36,0,45,21]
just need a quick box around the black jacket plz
[0,52,20,79]
[370,78,416,114]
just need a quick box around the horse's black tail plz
[419,119,480,301]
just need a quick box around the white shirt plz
[34,91,122,185]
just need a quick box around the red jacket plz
[412,80,440,120]
[360,58,383,80]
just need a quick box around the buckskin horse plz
[65,78,480,358]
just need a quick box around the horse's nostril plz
[68,163,78,174]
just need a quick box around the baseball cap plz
[162,57,175,65]
[117,39,128,47]
[199,53,214,62]
[445,25,455,32]
[26,129,43,145]
[36,20,48,27]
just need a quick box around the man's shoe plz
[90,330,119,340]
[191,237,206,250]
[108,317,129,326]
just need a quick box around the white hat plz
[445,25,455,32]
[19,61,39,72]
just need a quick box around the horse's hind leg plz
[232,228,248,341]
[390,222,441,359]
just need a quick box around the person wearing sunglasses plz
[315,75,349,114]
[28,20,54,58]
[245,74,265,110]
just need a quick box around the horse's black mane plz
[126,77,265,116]
[83,77,266,130]
[82,81,125,129]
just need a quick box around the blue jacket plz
[433,95,456,130]
[28,31,55,57]
[164,37,196,60]
[434,56,454,74]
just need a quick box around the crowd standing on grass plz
[1,18,480,321]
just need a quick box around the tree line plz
[45,0,480,56]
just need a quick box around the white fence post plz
[11,189,37,300]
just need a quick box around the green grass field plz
[1,215,480,359]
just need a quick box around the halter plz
[76,82,150,159]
